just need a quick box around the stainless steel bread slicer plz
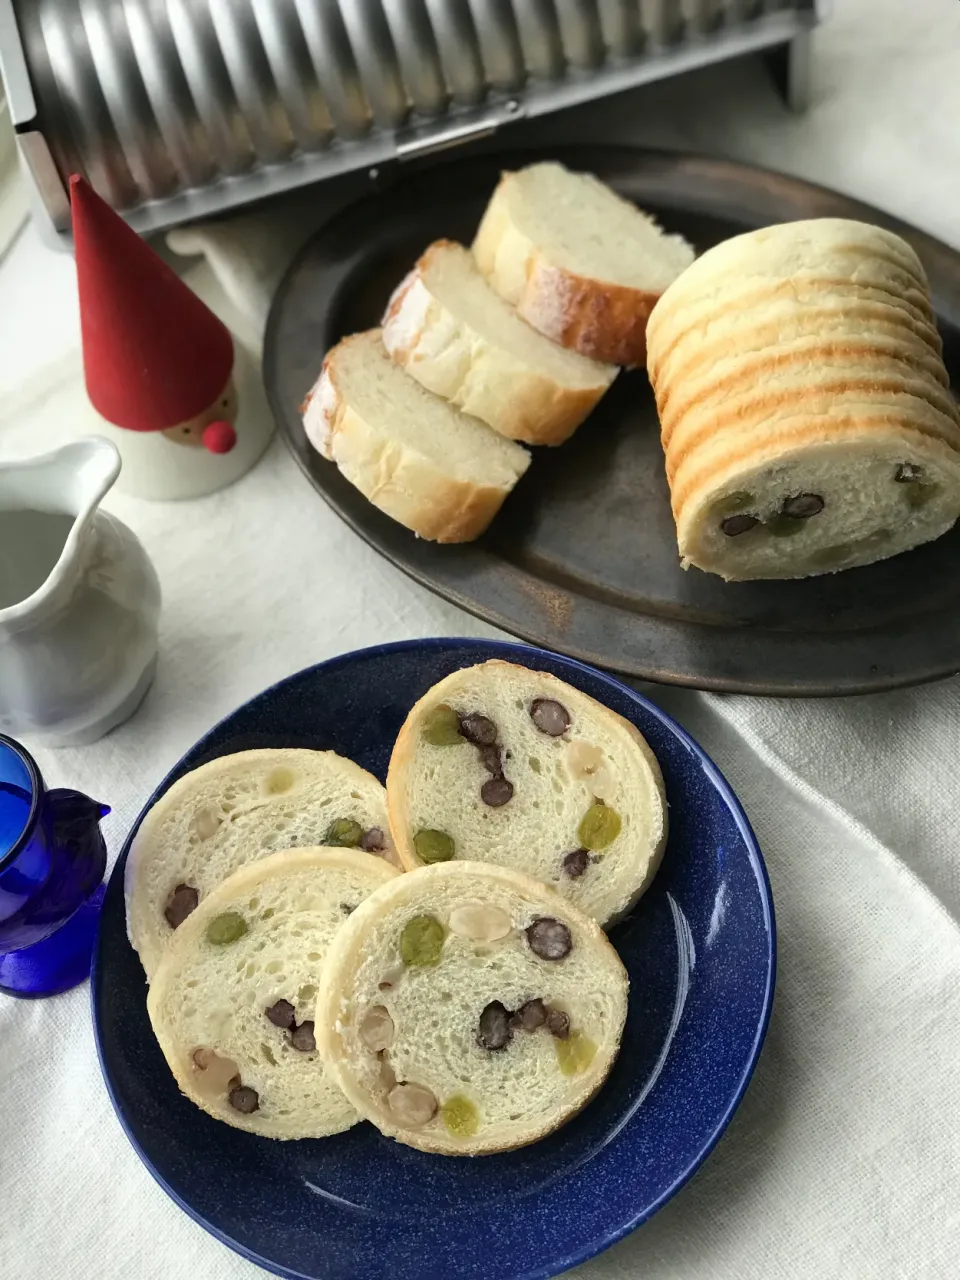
[0,0,825,247]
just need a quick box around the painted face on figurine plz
[162,376,238,452]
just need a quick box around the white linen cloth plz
[3,1,960,1276]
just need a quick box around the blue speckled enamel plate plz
[92,639,775,1280]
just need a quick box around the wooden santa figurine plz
[71,174,274,500]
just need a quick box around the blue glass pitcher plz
[0,733,109,997]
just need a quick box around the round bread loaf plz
[646,218,960,580]
[126,748,396,980]
[386,660,667,927]
[147,847,400,1139]
[316,860,628,1155]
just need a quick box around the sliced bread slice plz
[382,240,617,445]
[386,660,667,927]
[301,330,531,543]
[473,161,694,366]
[316,860,628,1155]
[147,847,400,1139]
[125,748,395,980]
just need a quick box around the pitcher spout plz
[10,437,120,529]
[0,437,121,628]
[47,789,111,830]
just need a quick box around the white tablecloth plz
[4,2,960,1276]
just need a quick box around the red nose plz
[203,420,237,454]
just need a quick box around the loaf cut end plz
[648,217,960,580]
[677,438,960,580]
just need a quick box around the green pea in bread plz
[126,749,396,980]
[646,217,960,580]
[316,861,628,1155]
[386,661,667,928]
[147,847,400,1139]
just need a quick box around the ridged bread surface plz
[386,661,667,927]
[382,239,616,445]
[316,861,628,1154]
[301,329,530,543]
[126,748,395,980]
[147,847,399,1139]
[645,218,960,580]
[473,162,694,366]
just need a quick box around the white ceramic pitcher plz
[0,438,161,746]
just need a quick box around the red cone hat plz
[71,175,234,432]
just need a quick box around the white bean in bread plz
[301,330,530,543]
[147,847,400,1139]
[382,239,617,445]
[386,661,667,927]
[125,748,395,980]
[316,860,628,1155]
[646,218,960,580]
[473,161,694,366]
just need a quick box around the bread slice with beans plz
[386,661,667,928]
[301,329,531,543]
[147,847,400,1139]
[382,239,617,445]
[646,218,960,580]
[125,749,396,981]
[473,161,694,366]
[316,860,628,1155]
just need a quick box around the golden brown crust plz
[518,256,660,367]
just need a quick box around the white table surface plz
[3,2,960,1277]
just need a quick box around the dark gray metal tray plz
[264,147,960,696]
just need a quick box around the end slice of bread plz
[147,847,400,1139]
[316,860,628,1155]
[301,330,531,543]
[125,748,395,980]
[473,162,694,366]
[386,660,667,927]
[382,240,617,445]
